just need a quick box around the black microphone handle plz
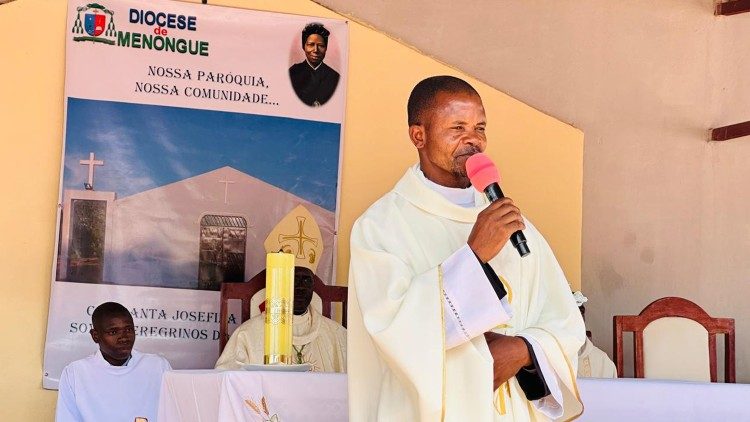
[484,183,531,257]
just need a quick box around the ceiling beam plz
[715,0,750,16]
[710,121,750,141]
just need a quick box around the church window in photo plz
[198,214,247,290]
[67,199,107,283]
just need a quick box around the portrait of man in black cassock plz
[289,23,340,107]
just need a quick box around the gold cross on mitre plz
[263,205,324,273]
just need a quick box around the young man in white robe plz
[55,302,172,422]
[215,266,347,372]
[348,76,586,421]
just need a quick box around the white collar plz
[416,165,477,208]
[292,308,321,346]
[305,59,322,71]
[393,165,487,223]
[94,349,139,372]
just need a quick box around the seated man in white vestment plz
[575,293,616,379]
[348,76,586,421]
[578,337,617,379]
[215,266,347,372]
[55,302,172,422]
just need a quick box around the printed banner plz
[43,0,348,388]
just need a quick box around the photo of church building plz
[55,98,341,290]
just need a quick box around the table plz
[158,370,347,422]
[159,372,749,421]
[578,377,750,421]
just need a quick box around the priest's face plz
[294,267,315,315]
[91,313,135,365]
[304,34,327,67]
[411,91,487,188]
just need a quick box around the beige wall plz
[314,0,750,381]
[0,0,581,419]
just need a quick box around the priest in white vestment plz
[56,302,172,422]
[574,292,616,379]
[215,266,346,372]
[348,76,586,421]
[578,338,617,379]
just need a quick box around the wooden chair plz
[613,296,735,382]
[219,269,348,353]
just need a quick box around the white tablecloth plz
[159,372,749,421]
[578,377,750,421]
[158,370,347,422]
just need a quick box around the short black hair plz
[91,302,132,329]
[407,76,480,126]
[301,23,330,48]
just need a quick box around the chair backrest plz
[613,296,735,383]
[219,270,348,353]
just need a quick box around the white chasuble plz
[215,308,347,373]
[348,165,585,421]
[578,338,617,379]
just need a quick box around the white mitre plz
[263,204,324,273]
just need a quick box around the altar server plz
[56,302,171,422]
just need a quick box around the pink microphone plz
[465,153,501,192]
[465,153,530,257]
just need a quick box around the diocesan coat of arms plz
[72,3,117,45]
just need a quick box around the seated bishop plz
[215,206,346,372]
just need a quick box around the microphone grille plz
[465,153,500,192]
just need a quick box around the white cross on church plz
[218,177,235,204]
[79,152,104,190]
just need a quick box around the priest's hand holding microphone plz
[466,152,530,260]
[465,152,533,391]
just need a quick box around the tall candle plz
[264,252,295,364]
